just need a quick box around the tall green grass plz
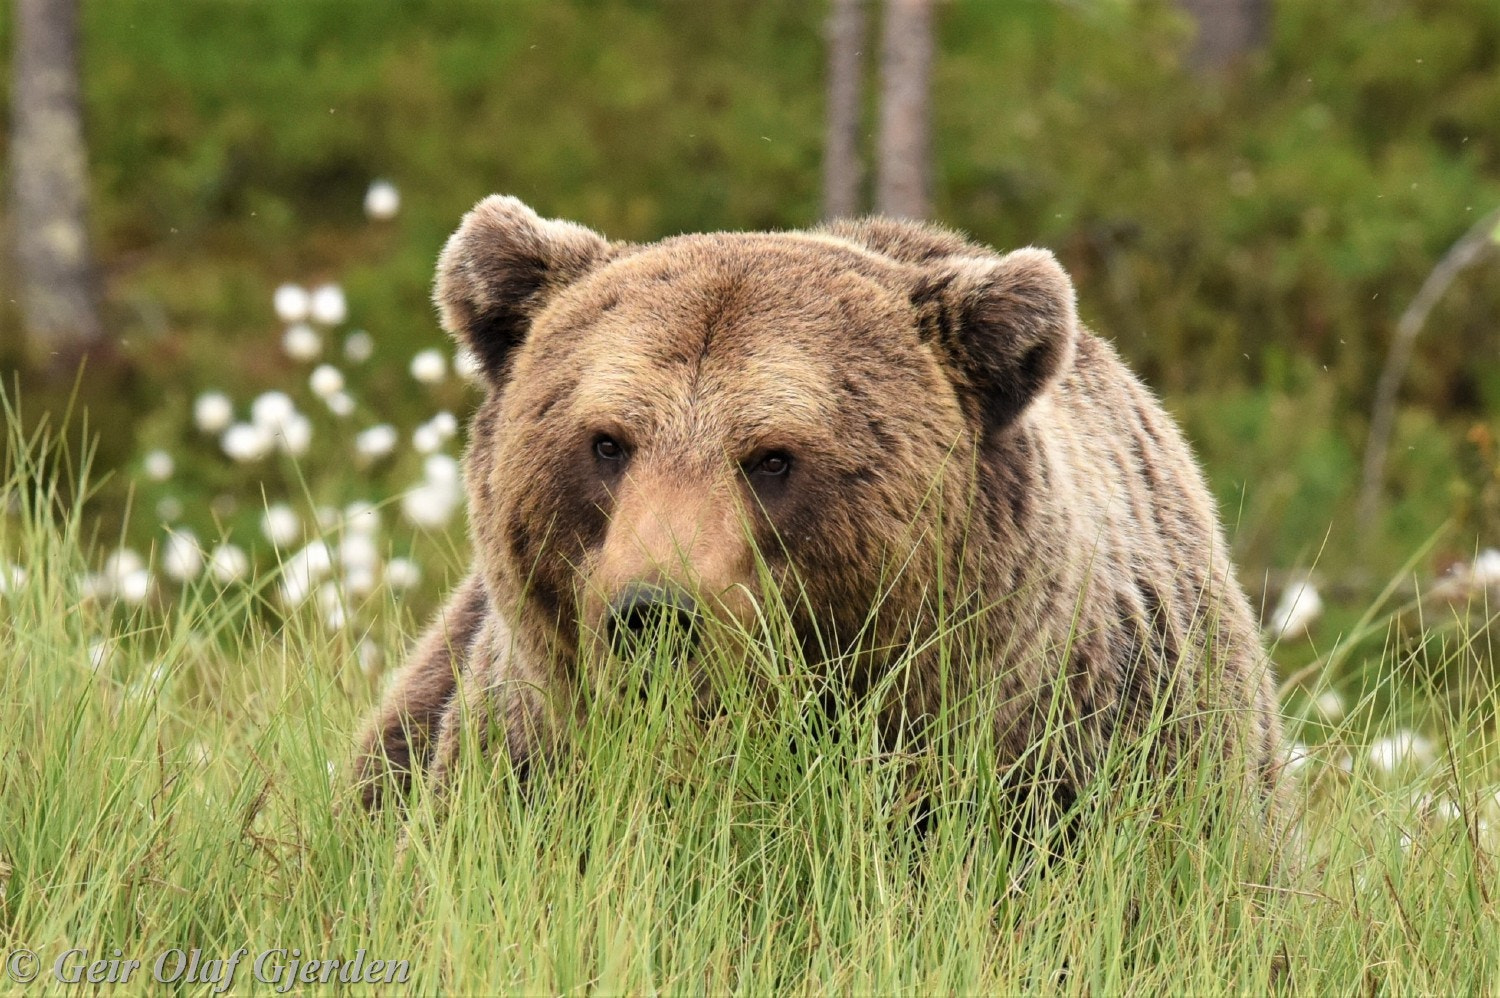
[3,414,1498,994]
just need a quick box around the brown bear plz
[351,195,1285,826]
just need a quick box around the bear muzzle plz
[606,581,700,660]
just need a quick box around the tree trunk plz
[822,0,867,221]
[875,0,932,220]
[10,0,105,369]
[1181,0,1268,71]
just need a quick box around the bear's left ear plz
[912,247,1078,432]
[435,195,612,385]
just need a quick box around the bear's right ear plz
[435,195,611,385]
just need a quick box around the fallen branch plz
[1358,207,1500,532]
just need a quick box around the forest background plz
[3,0,1500,682]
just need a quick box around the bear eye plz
[594,436,627,462]
[750,451,792,477]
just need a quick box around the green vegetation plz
[3,419,1499,992]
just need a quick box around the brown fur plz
[350,195,1284,823]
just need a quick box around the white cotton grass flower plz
[309,364,345,399]
[315,576,345,608]
[309,283,348,326]
[1438,549,1500,603]
[402,483,460,528]
[81,549,151,604]
[1312,689,1345,723]
[251,391,297,432]
[413,411,460,453]
[344,501,380,535]
[344,330,374,363]
[1471,549,1500,589]
[279,541,334,606]
[143,449,175,482]
[412,423,444,454]
[385,557,421,591]
[1266,579,1323,641]
[116,567,152,604]
[273,283,311,324]
[339,532,380,596]
[87,639,117,673]
[357,640,383,678]
[422,453,462,499]
[1282,741,1315,779]
[364,179,401,220]
[162,529,203,583]
[409,348,447,385]
[339,532,380,576]
[316,581,349,631]
[249,394,311,455]
[425,453,461,485]
[355,424,399,461]
[326,391,355,417]
[104,548,144,585]
[194,391,234,434]
[261,503,301,547]
[1368,730,1436,774]
[344,564,378,598]
[208,543,250,584]
[221,423,273,463]
[0,563,26,595]
[282,323,323,362]
[271,412,312,457]
[402,453,463,529]
[339,521,380,573]
[453,346,481,382]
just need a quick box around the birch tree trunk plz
[10,0,104,368]
[1181,0,1268,71]
[822,0,867,221]
[875,0,932,220]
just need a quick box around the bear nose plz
[607,582,698,657]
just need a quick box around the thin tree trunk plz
[1180,0,1268,71]
[875,0,932,220]
[823,0,867,221]
[11,0,104,369]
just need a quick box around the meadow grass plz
[3,419,1499,994]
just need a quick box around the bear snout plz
[606,581,700,659]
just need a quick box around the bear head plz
[435,195,1078,697]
